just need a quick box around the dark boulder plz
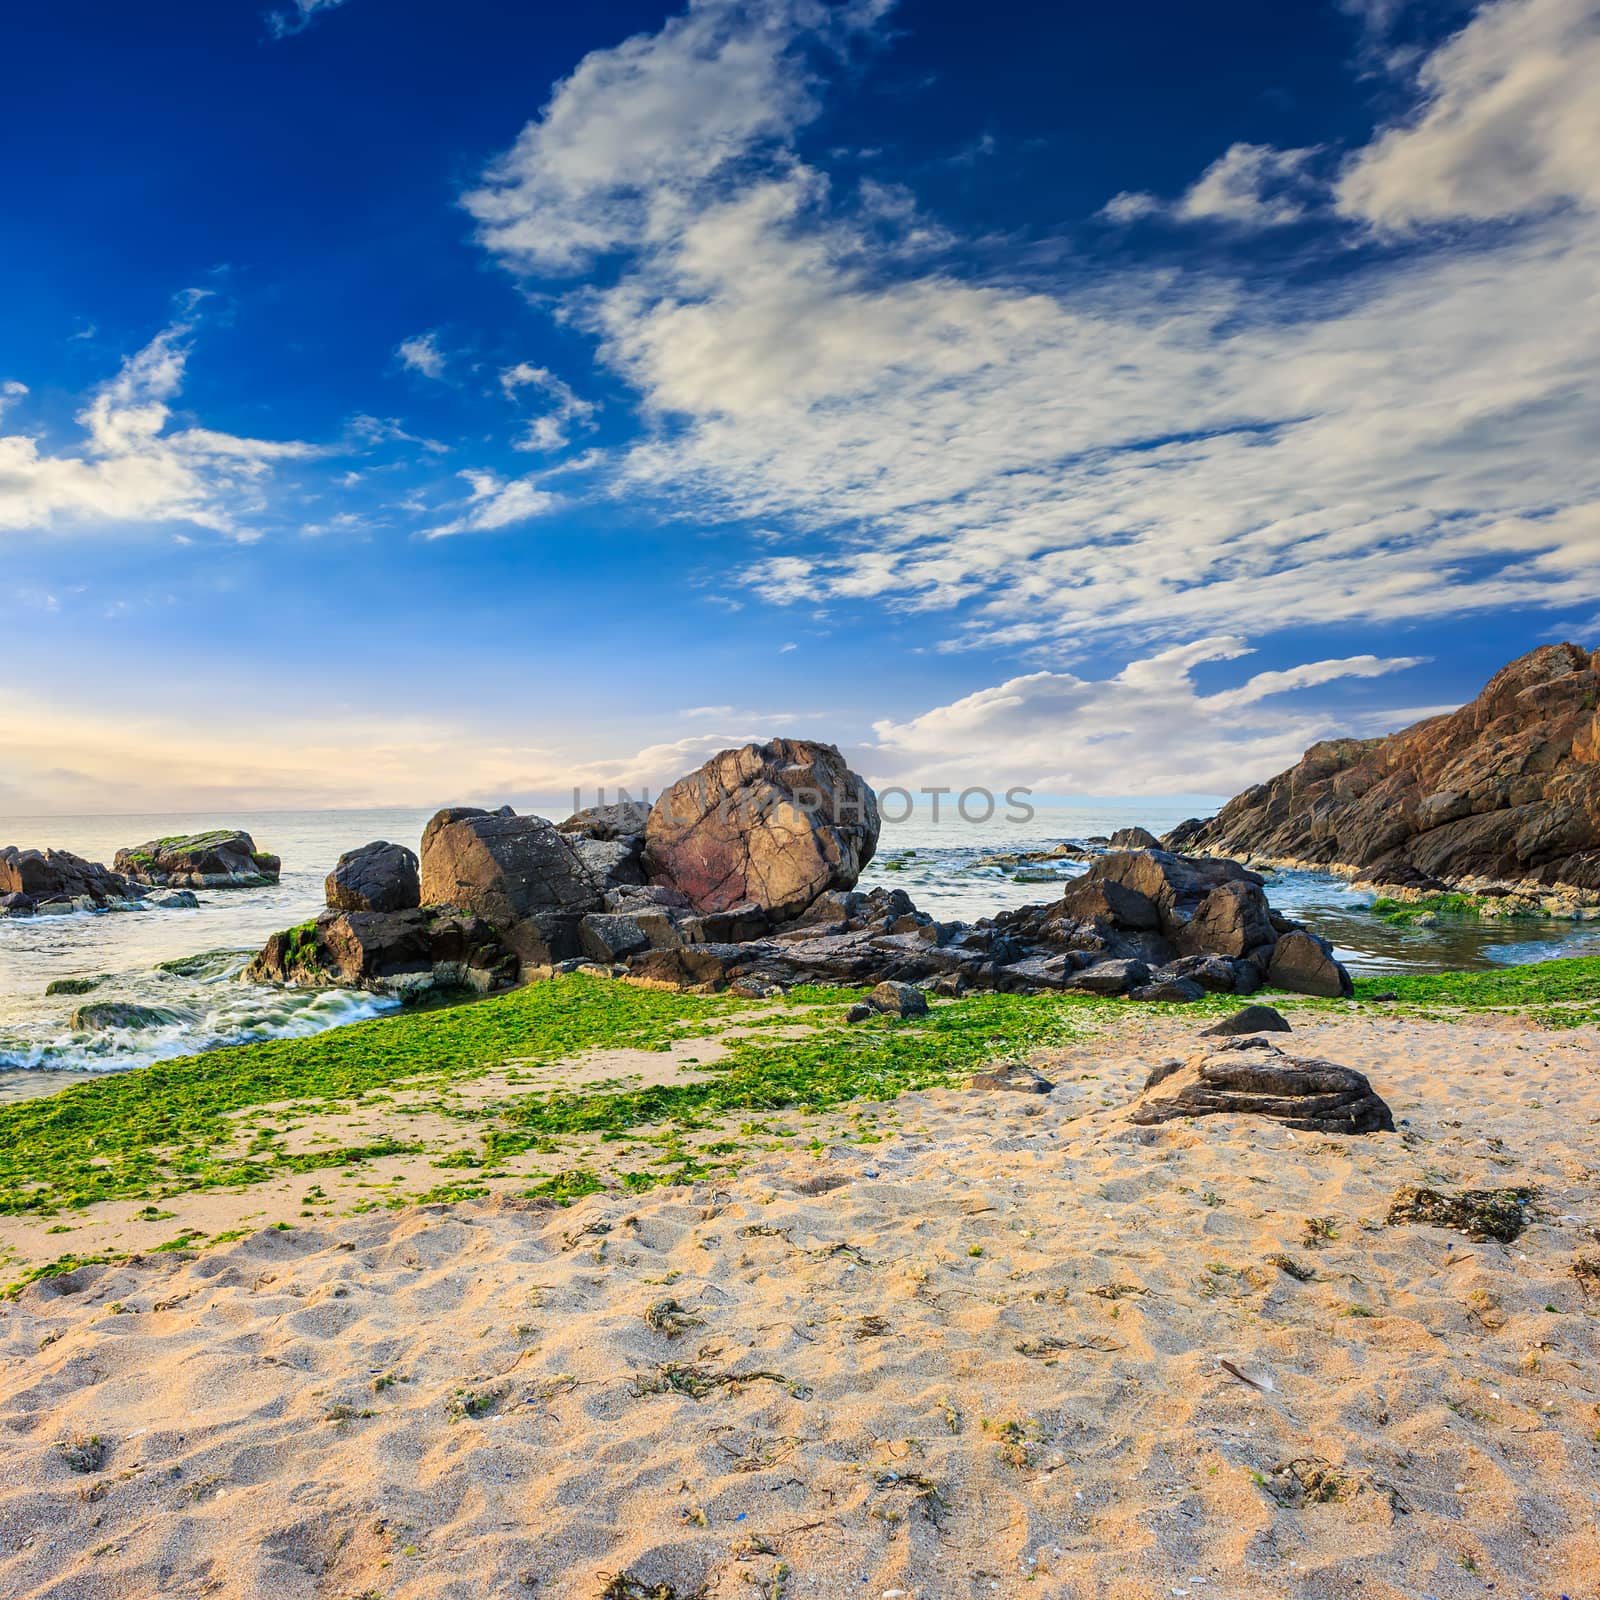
[418,808,602,965]
[994,954,1077,992]
[1201,1004,1292,1037]
[1108,825,1162,850]
[578,911,681,964]
[326,841,421,914]
[1266,929,1354,998]
[642,738,879,919]
[1,846,136,908]
[114,830,279,889]
[247,909,518,995]
[1129,1038,1393,1134]
[866,980,928,1018]
[567,834,646,893]
[1156,953,1260,994]
[1083,849,1261,937]
[146,888,200,909]
[1065,958,1150,996]
[1132,976,1206,1003]
[625,943,751,991]
[1173,880,1275,958]
[1046,875,1162,931]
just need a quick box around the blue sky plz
[4,0,1598,814]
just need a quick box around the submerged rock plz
[115,830,279,889]
[146,888,200,909]
[1128,1038,1393,1134]
[71,1001,198,1032]
[45,976,103,997]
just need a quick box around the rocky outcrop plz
[1185,643,1600,896]
[642,739,879,920]
[970,849,1344,999]
[602,849,1350,1001]
[418,808,602,965]
[0,847,139,915]
[247,909,518,995]
[1128,1038,1394,1133]
[326,841,420,914]
[115,830,280,889]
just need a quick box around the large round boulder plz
[418,808,602,964]
[642,739,880,919]
[326,841,421,914]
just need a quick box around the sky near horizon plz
[4,0,1599,816]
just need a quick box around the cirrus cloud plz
[462,0,1600,661]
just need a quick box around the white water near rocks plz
[3,802,1598,1103]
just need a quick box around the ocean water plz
[3,802,1597,1103]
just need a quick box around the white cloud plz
[1338,0,1600,228]
[1098,190,1162,224]
[0,379,27,420]
[0,318,320,538]
[1104,144,1320,228]
[423,468,563,539]
[869,639,1425,795]
[463,0,889,273]
[396,331,448,380]
[499,362,598,451]
[464,0,1600,654]
[1176,142,1320,225]
[266,0,351,40]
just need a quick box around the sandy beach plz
[2,1005,1597,1600]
